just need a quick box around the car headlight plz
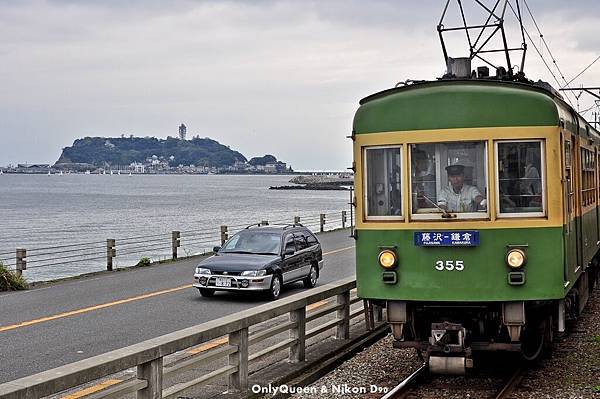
[241,270,266,277]
[378,249,397,269]
[195,267,211,275]
[506,249,526,269]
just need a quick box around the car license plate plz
[215,277,232,287]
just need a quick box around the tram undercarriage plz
[386,267,598,375]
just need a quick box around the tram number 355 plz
[435,260,464,271]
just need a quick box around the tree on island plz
[248,154,277,166]
[55,136,247,168]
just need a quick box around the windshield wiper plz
[254,252,278,255]
[417,193,456,219]
[221,250,254,254]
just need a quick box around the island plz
[47,136,291,174]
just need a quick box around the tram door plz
[563,135,582,284]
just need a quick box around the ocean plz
[0,174,350,281]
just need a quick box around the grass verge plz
[0,263,28,291]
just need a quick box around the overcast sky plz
[1,0,598,170]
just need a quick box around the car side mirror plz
[213,246,221,253]
[284,248,295,256]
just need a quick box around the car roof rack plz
[243,222,305,230]
[244,222,268,229]
[284,223,304,229]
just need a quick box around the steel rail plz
[178,226,224,235]
[18,241,105,252]
[116,236,170,247]
[380,363,428,399]
[180,238,219,245]
[180,239,221,248]
[115,231,174,242]
[26,244,106,256]
[26,250,107,264]
[116,241,172,253]
[494,367,525,399]
[180,231,219,238]
[179,230,220,237]
[116,245,172,258]
[26,255,108,269]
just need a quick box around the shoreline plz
[0,171,352,176]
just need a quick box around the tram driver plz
[437,164,487,212]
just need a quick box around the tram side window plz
[581,148,596,207]
[496,141,544,214]
[364,146,402,218]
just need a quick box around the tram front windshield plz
[410,141,487,217]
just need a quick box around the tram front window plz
[410,141,487,218]
[364,146,402,218]
[496,141,544,215]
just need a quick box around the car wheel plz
[303,264,318,288]
[199,288,215,297]
[268,274,282,300]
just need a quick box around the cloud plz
[0,0,598,168]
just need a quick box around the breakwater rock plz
[269,184,348,191]
[289,175,353,186]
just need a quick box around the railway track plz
[380,362,526,399]
[493,367,526,399]
[379,363,427,399]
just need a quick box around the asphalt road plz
[0,228,355,383]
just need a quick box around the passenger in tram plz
[519,153,542,207]
[437,164,486,212]
[412,150,437,209]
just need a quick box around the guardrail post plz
[228,328,249,392]
[374,304,384,322]
[289,307,306,363]
[220,226,228,245]
[106,239,115,271]
[336,291,350,339]
[294,216,300,225]
[137,357,163,399]
[363,300,374,330]
[16,248,26,278]
[171,231,180,260]
[320,213,326,232]
[342,211,347,228]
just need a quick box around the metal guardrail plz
[0,277,380,399]
[0,210,351,281]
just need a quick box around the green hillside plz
[55,136,247,168]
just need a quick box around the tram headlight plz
[378,249,397,269]
[506,249,527,269]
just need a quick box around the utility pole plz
[560,87,600,101]
[560,87,600,127]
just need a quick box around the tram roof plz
[353,79,598,139]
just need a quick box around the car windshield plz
[220,231,281,254]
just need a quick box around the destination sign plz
[414,231,480,247]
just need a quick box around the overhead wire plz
[563,55,600,88]
[522,0,571,87]
[579,103,599,116]
[506,1,576,108]
[521,0,600,114]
